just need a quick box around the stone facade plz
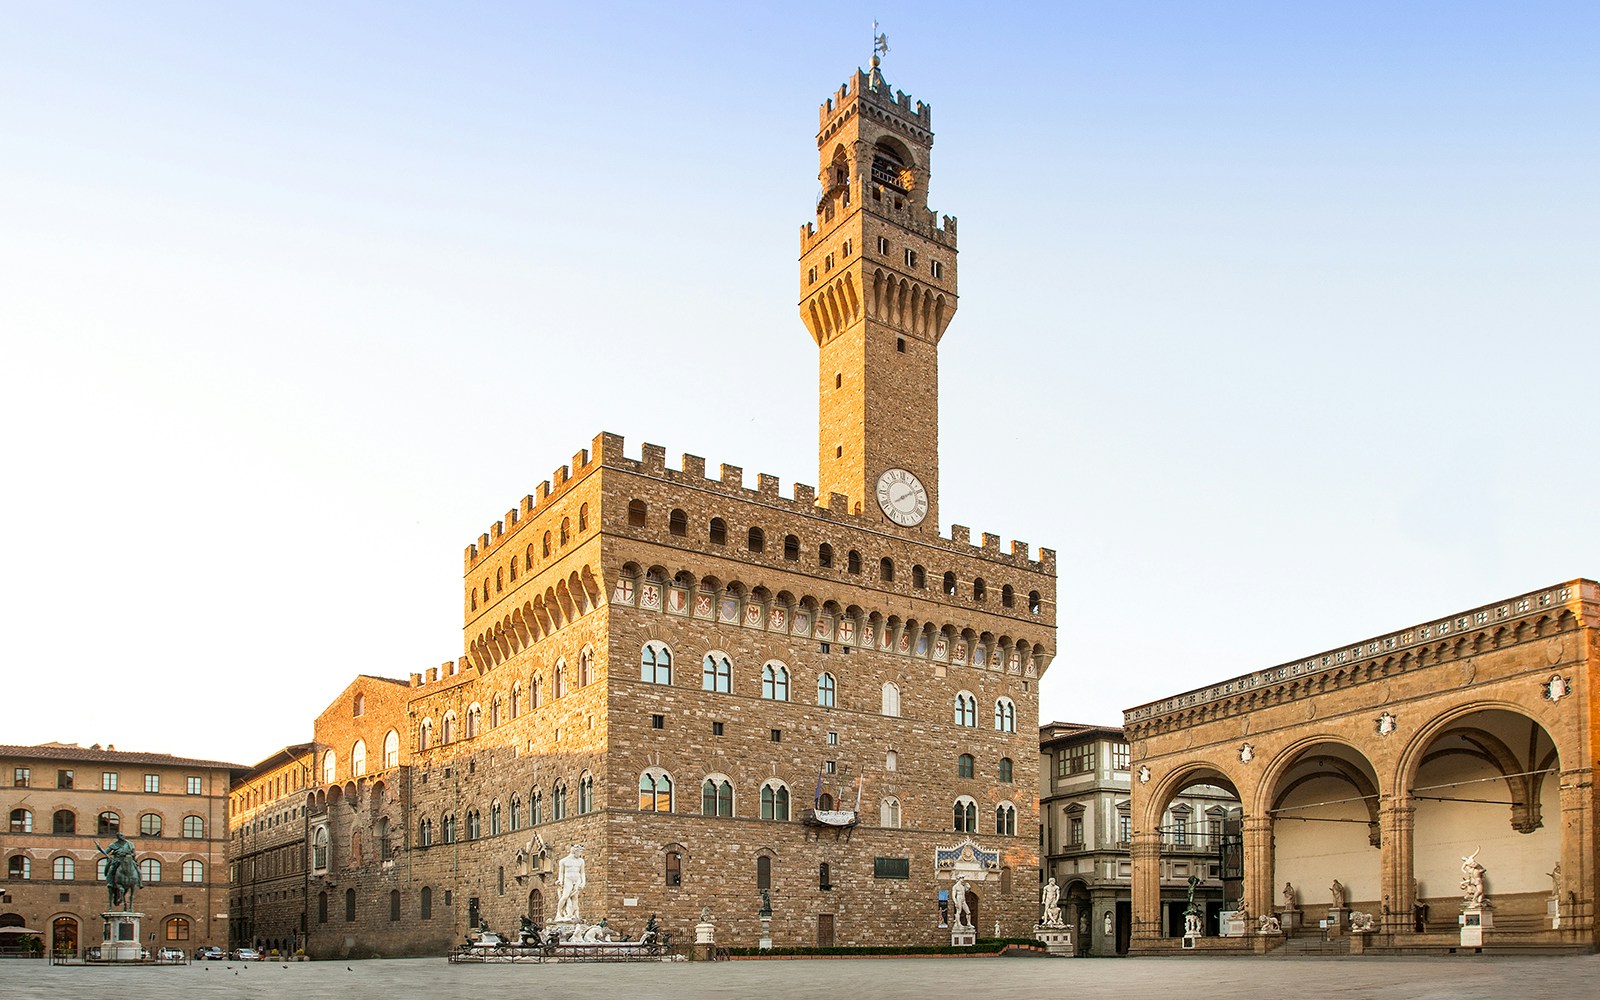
[233,60,1057,960]
[1,743,240,957]
[1125,580,1597,953]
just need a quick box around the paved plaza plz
[7,954,1600,1000]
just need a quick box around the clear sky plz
[2,2,1595,765]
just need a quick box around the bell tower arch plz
[800,56,957,533]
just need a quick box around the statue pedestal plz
[1034,924,1074,957]
[694,921,715,961]
[1548,897,1561,930]
[100,911,144,962]
[758,915,772,951]
[1459,906,1493,947]
[1326,908,1347,937]
[950,924,975,948]
[1219,910,1247,937]
[1279,908,1301,933]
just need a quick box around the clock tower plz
[800,57,957,534]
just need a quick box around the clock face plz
[875,468,928,527]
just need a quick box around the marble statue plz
[1184,911,1202,937]
[951,875,972,929]
[1459,848,1487,909]
[1258,913,1282,934]
[700,905,713,924]
[582,919,615,942]
[1349,911,1375,932]
[1548,862,1561,899]
[1103,911,1113,937]
[1330,879,1346,909]
[95,833,141,910]
[554,844,587,922]
[1282,881,1297,909]
[1041,877,1064,927]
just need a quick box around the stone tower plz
[800,58,957,534]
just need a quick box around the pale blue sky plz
[2,2,1595,763]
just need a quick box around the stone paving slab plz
[6,953,1599,1000]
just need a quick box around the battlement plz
[801,207,956,253]
[819,68,932,132]
[596,432,1053,575]
[407,657,476,691]
[464,438,605,569]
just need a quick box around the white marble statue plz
[1103,911,1113,937]
[1041,877,1064,928]
[1330,879,1346,910]
[951,875,972,929]
[1282,881,1297,909]
[1349,911,1375,933]
[555,844,587,922]
[1258,913,1282,934]
[581,919,614,942]
[1548,862,1561,899]
[1460,848,1487,909]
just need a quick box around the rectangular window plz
[1066,744,1094,774]
[873,857,910,880]
[712,721,724,736]
[930,259,943,279]
[1112,744,1130,771]
[904,248,917,268]
[144,774,160,793]
[12,768,29,787]
[877,236,889,254]
[58,769,73,789]
[824,761,836,775]
[650,714,664,730]
[842,239,852,256]
[770,729,782,743]
[826,732,838,746]
[824,253,834,271]
[1069,816,1084,846]
[102,772,118,791]
[1173,817,1189,846]
[1118,814,1132,844]
[187,776,203,795]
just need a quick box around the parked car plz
[157,948,185,962]
[232,947,262,961]
[195,945,225,960]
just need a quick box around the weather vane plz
[872,19,889,65]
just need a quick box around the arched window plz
[641,642,672,684]
[443,813,457,843]
[490,801,503,836]
[783,534,799,560]
[383,730,400,768]
[8,809,32,833]
[954,692,977,727]
[880,797,901,828]
[847,550,861,574]
[419,718,433,751]
[994,697,1016,733]
[628,499,647,527]
[665,850,683,887]
[7,856,29,879]
[53,856,74,880]
[973,578,987,602]
[345,887,357,922]
[638,769,672,812]
[701,776,734,817]
[579,773,595,814]
[669,509,688,536]
[1002,584,1015,608]
[509,796,522,832]
[418,817,432,847]
[756,855,773,889]
[820,861,832,890]
[760,781,790,821]
[529,789,543,825]
[317,890,328,923]
[495,568,503,592]
[958,753,975,779]
[912,565,926,589]
[182,859,204,883]
[579,646,595,687]
[553,782,568,821]
[943,572,957,596]
[748,527,765,553]
[709,517,727,544]
[554,661,567,698]
[483,579,490,602]
[509,559,517,582]
[490,697,501,728]
[52,810,75,834]
[885,750,897,772]
[467,810,481,840]
[352,740,367,777]
[390,888,402,921]
[761,661,790,701]
[702,652,732,693]
[138,858,161,883]
[999,757,1015,783]
[182,815,204,838]
[97,811,120,836]
[313,826,329,868]
[420,886,433,920]
[441,712,457,744]
[353,693,365,717]
[879,557,894,581]
[465,704,481,739]
[818,543,834,568]
[881,682,900,717]
[559,517,570,545]
[530,675,541,709]
[542,531,552,557]
[1029,590,1042,615]
[165,916,190,941]
[817,671,836,708]
[510,684,521,720]
[953,796,978,833]
[323,751,337,783]
[995,802,1017,836]
[578,503,589,531]
[524,544,534,572]
[471,589,477,610]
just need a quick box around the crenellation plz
[640,442,666,472]
[982,532,1001,552]
[756,472,780,496]
[682,453,705,478]
[828,491,849,514]
[425,666,437,683]
[1011,540,1029,561]
[719,463,743,488]
[950,525,970,546]
[793,482,816,505]
[554,464,570,485]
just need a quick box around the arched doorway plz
[1152,770,1243,937]
[1062,879,1091,956]
[527,887,544,923]
[1267,741,1383,927]
[52,916,78,958]
[1405,708,1562,930]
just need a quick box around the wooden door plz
[817,913,835,947]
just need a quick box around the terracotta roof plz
[0,742,246,771]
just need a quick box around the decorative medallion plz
[1239,743,1255,763]
[718,596,740,624]
[1375,712,1398,737]
[742,601,762,627]
[639,582,661,611]
[1543,673,1571,703]
[694,593,714,619]
[612,579,635,605]
[767,606,787,631]
[1138,765,1151,784]
[667,587,688,614]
